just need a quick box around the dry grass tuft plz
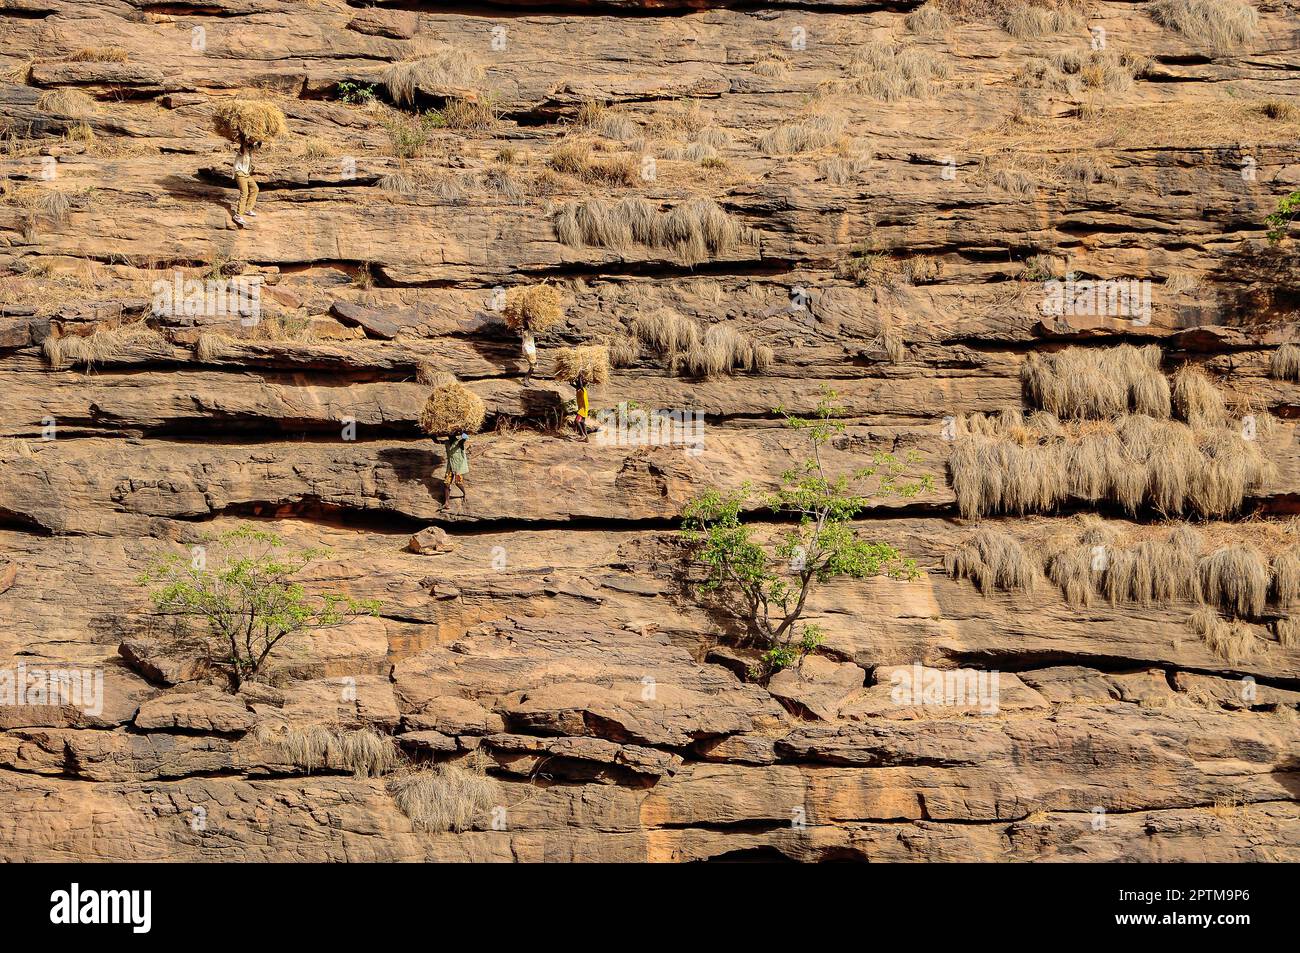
[66,46,129,62]
[948,412,1271,519]
[43,321,169,370]
[441,96,498,131]
[1145,0,1258,53]
[1191,606,1257,662]
[501,283,563,333]
[1171,363,1227,427]
[945,526,1040,594]
[548,140,638,186]
[261,723,401,779]
[382,48,484,107]
[1001,1,1084,37]
[554,344,610,384]
[1198,544,1268,617]
[1272,550,1300,608]
[1021,345,1169,419]
[752,52,790,77]
[575,100,639,141]
[1269,343,1300,382]
[758,113,845,155]
[905,2,955,34]
[37,88,98,118]
[551,197,754,264]
[212,100,286,143]
[387,759,498,833]
[1276,617,1300,648]
[419,376,486,436]
[848,41,951,101]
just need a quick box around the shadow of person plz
[376,445,441,500]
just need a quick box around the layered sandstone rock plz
[0,0,1297,861]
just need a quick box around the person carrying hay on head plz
[211,100,286,229]
[417,372,486,509]
[501,284,563,386]
[441,430,470,506]
[554,345,609,442]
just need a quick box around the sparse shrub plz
[138,526,381,689]
[441,96,498,131]
[549,140,637,186]
[683,391,929,679]
[1256,99,1296,122]
[382,111,441,158]
[944,526,1039,594]
[1145,0,1258,53]
[42,320,168,370]
[1000,1,1083,37]
[752,52,790,77]
[820,154,872,184]
[575,100,639,140]
[836,245,901,288]
[551,197,754,264]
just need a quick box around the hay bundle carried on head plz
[501,283,564,333]
[417,372,486,436]
[554,344,610,384]
[212,100,287,144]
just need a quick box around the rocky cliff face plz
[1,0,1298,862]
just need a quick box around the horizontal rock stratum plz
[0,0,1297,862]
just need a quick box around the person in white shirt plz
[521,329,537,383]
[232,138,260,227]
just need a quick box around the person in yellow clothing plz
[573,372,590,442]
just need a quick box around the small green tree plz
[1266,191,1300,244]
[681,389,932,680]
[137,526,380,689]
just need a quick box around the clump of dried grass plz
[575,100,639,141]
[944,526,1040,594]
[1171,363,1227,427]
[260,723,401,779]
[1269,343,1300,382]
[501,283,563,333]
[848,41,951,101]
[948,412,1272,519]
[758,113,845,155]
[1271,550,1300,608]
[752,52,790,77]
[382,48,484,107]
[1276,617,1300,648]
[37,88,98,118]
[387,758,499,833]
[1145,0,1258,54]
[554,344,610,384]
[211,99,286,143]
[548,140,638,186]
[418,375,486,436]
[441,96,498,131]
[42,321,169,370]
[1021,345,1169,419]
[1000,0,1084,37]
[905,2,955,35]
[66,45,129,62]
[1191,606,1257,662]
[551,197,755,264]
[1198,544,1268,617]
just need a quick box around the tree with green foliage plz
[1266,191,1300,244]
[681,389,932,680]
[137,526,381,689]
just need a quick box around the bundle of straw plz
[417,375,485,435]
[553,344,610,384]
[501,284,563,333]
[212,100,287,144]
